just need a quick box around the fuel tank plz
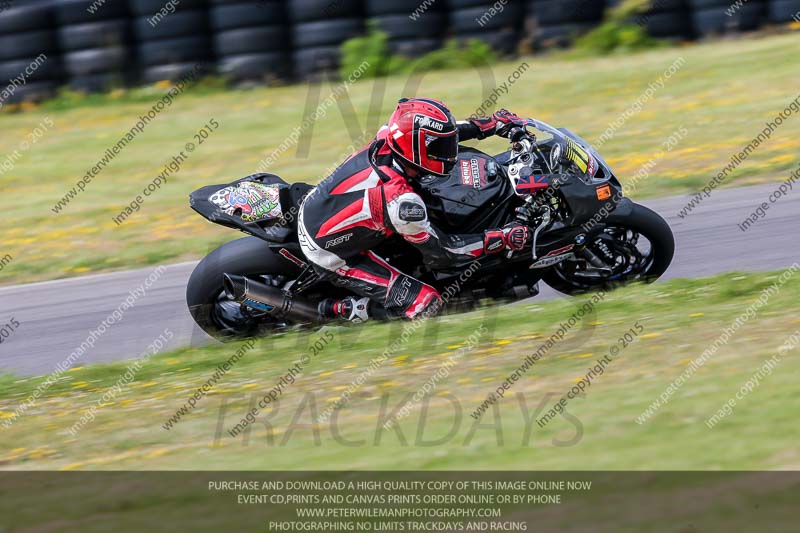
[418,147,510,232]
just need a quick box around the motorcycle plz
[186,118,674,339]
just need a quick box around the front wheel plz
[542,202,675,296]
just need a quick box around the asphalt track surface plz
[1,182,796,375]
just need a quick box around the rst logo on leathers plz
[399,202,426,222]
[393,277,414,307]
[325,232,353,249]
[487,240,504,252]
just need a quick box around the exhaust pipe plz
[223,274,320,323]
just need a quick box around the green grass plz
[1,269,798,471]
[1,33,799,286]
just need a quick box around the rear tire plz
[187,237,299,340]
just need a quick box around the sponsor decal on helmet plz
[414,114,445,132]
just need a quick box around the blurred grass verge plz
[0,269,797,470]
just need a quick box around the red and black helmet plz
[386,97,459,177]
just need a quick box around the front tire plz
[542,202,675,296]
[186,237,296,340]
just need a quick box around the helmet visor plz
[424,131,458,175]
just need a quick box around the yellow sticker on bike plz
[566,139,590,174]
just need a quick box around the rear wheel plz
[186,237,299,340]
[542,202,675,295]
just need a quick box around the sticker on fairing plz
[596,184,612,200]
[514,172,550,194]
[549,143,563,169]
[530,245,575,269]
[278,248,307,268]
[566,139,594,175]
[460,160,473,186]
[459,158,486,189]
[471,159,487,189]
[209,182,283,222]
[587,154,598,177]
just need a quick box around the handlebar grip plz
[509,127,527,143]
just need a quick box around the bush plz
[572,0,664,55]
[573,21,661,54]
[397,39,496,75]
[340,24,393,79]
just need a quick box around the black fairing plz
[418,146,513,233]
[556,174,623,226]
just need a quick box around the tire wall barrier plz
[0,1,60,104]
[447,0,524,56]
[130,0,211,84]
[55,0,131,92]
[212,0,290,84]
[526,0,607,50]
[0,0,790,101]
[370,0,445,59]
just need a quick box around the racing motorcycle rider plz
[298,97,531,322]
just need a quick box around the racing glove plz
[493,109,527,138]
[483,223,531,254]
[469,109,526,140]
